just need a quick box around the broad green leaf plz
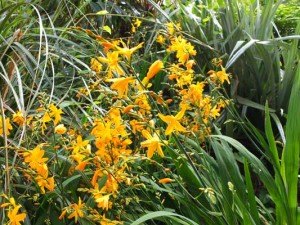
[62,174,82,188]
[226,39,258,69]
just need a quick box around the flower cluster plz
[0,19,231,225]
[21,144,55,194]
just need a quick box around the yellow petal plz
[146,60,164,80]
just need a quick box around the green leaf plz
[265,103,280,171]
[211,135,285,214]
[96,10,109,15]
[102,25,111,34]
[282,61,300,224]
[244,159,260,225]
[226,39,258,69]
[97,174,108,189]
[62,174,82,188]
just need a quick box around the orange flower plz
[146,60,164,80]
[67,197,86,223]
[74,158,90,171]
[102,42,115,52]
[7,205,26,225]
[122,105,135,114]
[22,145,48,172]
[12,111,25,126]
[55,124,67,134]
[159,178,175,184]
[35,175,55,194]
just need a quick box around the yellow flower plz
[49,103,63,125]
[210,105,220,119]
[22,145,48,172]
[100,214,121,225]
[41,112,51,135]
[67,197,86,223]
[12,111,25,126]
[146,60,164,80]
[90,57,103,73]
[96,194,111,211]
[108,76,135,98]
[7,205,26,225]
[158,108,186,135]
[0,197,26,225]
[97,51,124,77]
[35,175,55,194]
[166,22,181,35]
[168,63,194,88]
[207,66,230,84]
[156,34,166,44]
[185,82,205,106]
[141,130,168,158]
[134,94,151,116]
[131,18,142,33]
[115,41,144,60]
[55,124,67,134]
[129,119,144,134]
[91,186,112,211]
[71,134,90,154]
[0,116,13,135]
[168,36,196,64]
[134,18,142,27]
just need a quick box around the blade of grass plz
[131,211,199,225]
[265,103,280,171]
[282,60,300,224]
[279,21,300,111]
[244,159,260,225]
[211,135,289,223]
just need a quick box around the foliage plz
[153,0,300,140]
[275,0,300,36]
[0,0,299,225]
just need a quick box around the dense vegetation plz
[0,0,299,224]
